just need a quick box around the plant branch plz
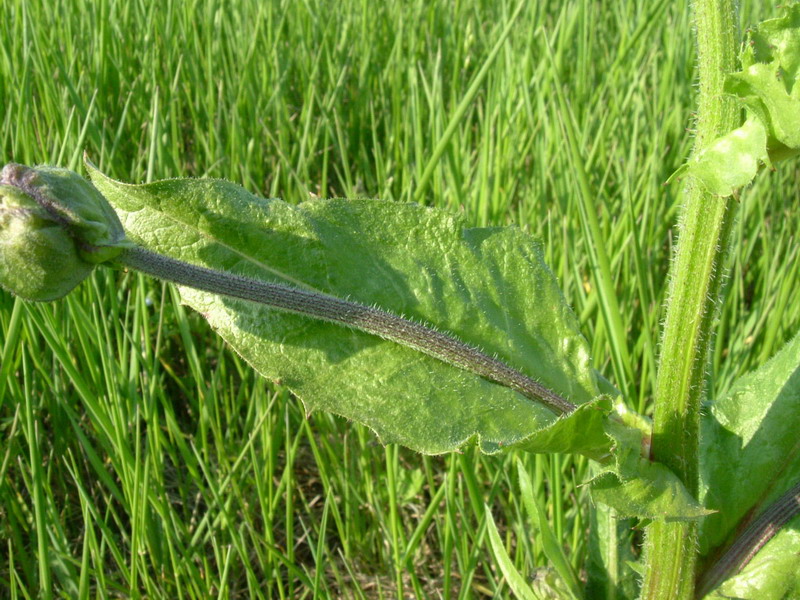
[117,245,576,415]
[640,0,740,598]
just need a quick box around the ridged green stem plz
[640,0,739,598]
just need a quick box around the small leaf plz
[669,5,800,196]
[669,117,769,197]
[697,332,800,596]
[728,5,800,164]
[590,418,713,520]
[743,3,800,78]
[589,469,711,521]
[515,395,613,461]
[726,66,800,157]
[88,164,604,455]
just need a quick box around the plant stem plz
[640,0,739,598]
[116,246,576,415]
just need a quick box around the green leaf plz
[516,396,613,461]
[485,506,539,600]
[668,116,769,197]
[485,502,579,600]
[88,164,604,456]
[702,529,800,600]
[729,3,800,157]
[516,459,583,600]
[697,332,800,596]
[726,68,800,160]
[584,491,640,600]
[670,5,800,196]
[590,413,713,520]
[589,467,711,522]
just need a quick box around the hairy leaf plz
[732,3,800,151]
[668,117,768,197]
[88,164,607,456]
[697,332,800,597]
[590,411,713,520]
[703,529,800,600]
[672,5,800,195]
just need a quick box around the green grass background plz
[1,0,798,597]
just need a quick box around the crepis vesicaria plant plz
[1,152,800,599]
[7,4,800,585]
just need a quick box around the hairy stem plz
[640,0,740,598]
[117,246,576,415]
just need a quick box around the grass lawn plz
[1,0,798,597]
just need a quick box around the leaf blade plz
[89,165,604,455]
[485,506,539,600]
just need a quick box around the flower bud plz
[0,163,130,301]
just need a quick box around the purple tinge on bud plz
[0,163,130,301]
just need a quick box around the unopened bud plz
[0,163,130,301]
